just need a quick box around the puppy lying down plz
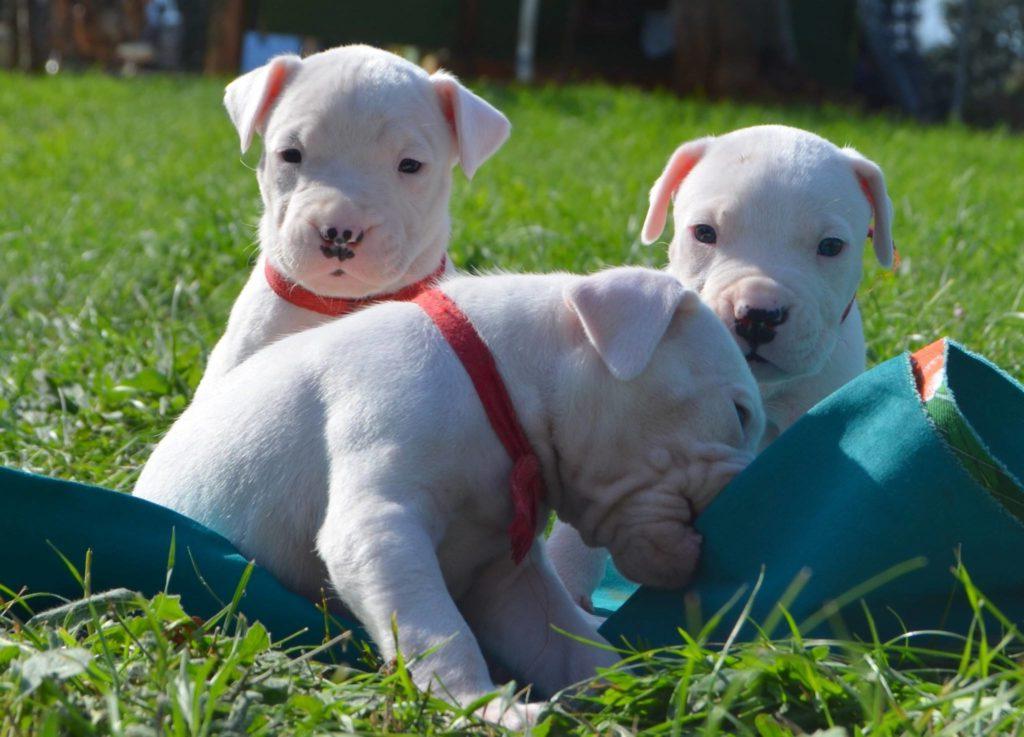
[135,267,763,726]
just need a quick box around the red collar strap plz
[264,256,447,317]
[413,289,545,564]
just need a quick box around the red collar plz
[264,256,447,317]
[413,288,545,564]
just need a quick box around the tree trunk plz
[950,0,975,122]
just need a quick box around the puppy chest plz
[432,480,523,598]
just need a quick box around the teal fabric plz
[0,466,364,662]
[3,340,1023,658]
[600,342,1024,646]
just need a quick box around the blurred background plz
[0,0,1021,128]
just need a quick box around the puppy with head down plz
[135,266,762,728]
[195,44,510,397]
[549,124,895,609]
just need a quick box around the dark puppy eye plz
[280,148,302,164]
[398,158,422,174]
[734,402,751,429]
[817,237,844,257]
[693,224,717,244]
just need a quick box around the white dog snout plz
[727,278,793,319]
[718,279,797,349]
[320,225,365,246]
[301,195,383,261]
[316,223,367,264]
[307,198,375,238]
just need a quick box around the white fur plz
[135,267,763,726]
[549,125,895,609]
[196,44,509,398]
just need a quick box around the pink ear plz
[641,137,713,245]
[564,267,698,381]
[842,147,895,268]
[431,71,511,179]
[223,55,302,153]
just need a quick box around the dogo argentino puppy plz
[549,124,895,610]
[135,266,763,727]
[194,44,510,398]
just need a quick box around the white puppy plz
[549,124,894,609]
[194,44,510,398]
[135,267,763,726]
[644,125,894,441]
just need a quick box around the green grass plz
[4,557,1024,735]
[1,72,1024,735]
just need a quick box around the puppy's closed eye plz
[734,402,751,430]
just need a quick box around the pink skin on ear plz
[857,173,896,268]
[431,71,511,180]
[842,147,895,268]
[564,268,693,381]
[224,55,301,153]
[255,64,289,132]
[641,137,713,245]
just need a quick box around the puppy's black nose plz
[742,307,788,327]
[735,306,789,346]
[320,226,365,245]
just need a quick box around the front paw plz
[561,640,619,689]
[475,698,545,731]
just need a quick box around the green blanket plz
[0,465,364,661]
[599,339,1024,646]
[2,339,1022,659]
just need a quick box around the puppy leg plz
[318,502,524,721]
[462,544,619,699]
[546,520,610,612]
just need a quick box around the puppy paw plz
[476,699,545,731]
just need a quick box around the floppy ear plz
[641,137,714,245]
[842,147,895,268]
[564,268,700,381]
[431,71,511,179]
[224,55,302,153]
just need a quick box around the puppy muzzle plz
[609,519,703,589]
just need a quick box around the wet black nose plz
[741,307,788,327]
[735,306,789,346]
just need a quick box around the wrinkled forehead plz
[267,53,449,149]
[679,138,870,226]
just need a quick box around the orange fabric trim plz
[910,338,947,401]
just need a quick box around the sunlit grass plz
[3,550,1023,735]
[1,72,1022,487]
[1,72,1023,735]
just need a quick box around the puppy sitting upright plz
[195,44,510,397]
[642,124,894,444]
[549,125,895,610]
